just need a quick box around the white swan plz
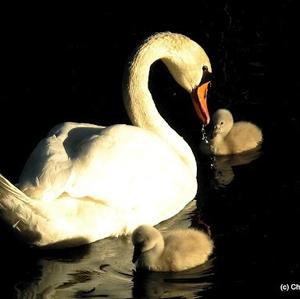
[132,225,213,272]
[203,108,262,155]
[0,32,212,248]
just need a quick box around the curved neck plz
[123,34,197,176]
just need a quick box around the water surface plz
[1,2,300,298]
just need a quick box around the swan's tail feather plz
[0,174,30,203]
[0,173,38,235]
[0,173,55,246]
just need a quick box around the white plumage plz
[0,32,211,247]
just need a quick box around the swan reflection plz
[12,201,214,298]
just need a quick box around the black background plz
[0,1,300,297]
[1,1,298,179]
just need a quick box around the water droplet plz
[210,155,216,169]
[201,125,209,144]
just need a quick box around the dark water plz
[1,1,300,298]
[2,201,215,298]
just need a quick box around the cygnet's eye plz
[220,121,224,125]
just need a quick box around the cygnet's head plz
[211,109,234,138]
[132,225,163,263]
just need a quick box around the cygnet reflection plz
[211,149,262,188]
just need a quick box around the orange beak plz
[192,81,210,125]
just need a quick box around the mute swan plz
[203,108,262,155]
[0,32,212,248]
[132,225,213,272]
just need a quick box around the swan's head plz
[132,225,163,263]
[211,109,234,138]
[127,32,212,125]
[161,33,212,125]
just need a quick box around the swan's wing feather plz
[48,121,105,137]
[18,136,72,200]
[18,122,106,201]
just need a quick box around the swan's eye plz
[220,121,224,125]
[200,66,212,85]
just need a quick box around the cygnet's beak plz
[212,125,221,138]
[192,81,210,125]
[132,246,142,263]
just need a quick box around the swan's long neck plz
[123,34,197,176]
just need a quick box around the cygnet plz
[207,108,263,155]
[132,225,213,272]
